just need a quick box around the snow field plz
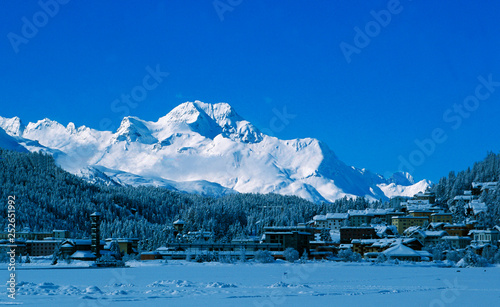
[1,261,499,306]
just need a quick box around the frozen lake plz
[1,261,499,306]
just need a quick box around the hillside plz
[1,149,376,248]
[431,152,500,226]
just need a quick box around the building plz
[453,190,475,203]
[313,210,403,230]
[69,251,97,261]
[408,210,433,219]
[0,229,69,257]
[105,238,139,255]
[0,239,27,256]
[312,215,329,228]
[60,239,106,258]
[407,229,447,247]
[340,227,377,244]
[400,192,442,214]
[382,244,432,262]
[472,182,498,195]
[441,236,471,249]
[53,230,70,239]
[140,251,162,260]
[183,231,213,243]
[263,225,314,255]
[351,238,422,256]
[430,212,453,224]
[426,222,447,231]
[329,213,349,230]
[469,229,500,246]
[443,224,471,237]
[465,200,488,217]
[156,242,283,260]
[0,229,69,241]
[26,239,61,256]
[392,216,429,234]
[90,212,102,257]
[347,211,372,227]
[313,213,349,230]
[413,191,436,204]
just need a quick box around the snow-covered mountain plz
[0,101,430,202]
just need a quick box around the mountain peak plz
[193,100,262,143]
[390,172,415,186]
[192,100,242,125]
[156,101,262,142]
[0,116,25,136]
[26,118,63,132]
[115,116,157,144]
[0,101,430,203]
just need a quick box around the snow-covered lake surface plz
[1,260,499,306]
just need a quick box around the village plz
[1,182,499,265]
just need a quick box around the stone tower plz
[90,212,102,258]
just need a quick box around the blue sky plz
[1,0,500,182]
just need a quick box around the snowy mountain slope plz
[80,165,236,196]
[377,179,431,199]
[0,101,430,202]
[0,127,29,153]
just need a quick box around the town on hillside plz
[1,182,499,265]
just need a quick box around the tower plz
[90,212,102,258]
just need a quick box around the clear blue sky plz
[1,1,500,182]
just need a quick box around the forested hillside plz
[4,148,498,251]
[431,152,500,226]
[0,149,378,249]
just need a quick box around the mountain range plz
[0,100,430,202]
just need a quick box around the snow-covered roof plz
[469,229,500,235]
[403,226,422,235]
[423,231,447,237]
[403,199,430,205]
[69,250,96,259]
[339,244,353,249]
[472,182,498,190]
[431,212,452,216]
[347,209,392,217]
[466,201,488,215]
[348,210,372,216]
[427,222,448,230]
[406,229,447,238]
[416,250,432,257]
[372,225,397,237]
[383,244,420,257]
[313,215,327,221]
[315,213,349,220]
[173,219,185,225]
[453,195,474,201]
[327,213,349,219]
